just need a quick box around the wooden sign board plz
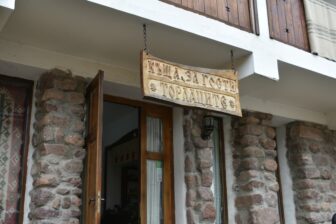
[140,51,242,117]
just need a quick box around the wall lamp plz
[201,115,215,140]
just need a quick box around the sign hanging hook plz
[230,49,235,71]
[143,24,149,54]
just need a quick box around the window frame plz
[212,116,228,224]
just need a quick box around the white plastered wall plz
[276,126,296,224]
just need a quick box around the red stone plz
[42,89,65,101]
[197,187,214,201]
[185,175,197,188]
[239,125,263,136]
[235,194,263,208]
[65,133,84,146]
[39,144,65,156]
[250,208,279,224]
[290,124,324,142]
[264,159,278,172]
[240,135,259,146]
[259,137,276,150]
[66,92,85,104]
[200,203,216,222]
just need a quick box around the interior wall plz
[102,102,138,149]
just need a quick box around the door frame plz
[103,94,175,224]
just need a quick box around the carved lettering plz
[142,51,241,116]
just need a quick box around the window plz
[161,0,258,33]
[212,117,228,223]
[267,0,309,50]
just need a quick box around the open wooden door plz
[83,70,104,224]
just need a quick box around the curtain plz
[303,0,336,61]
[146,117,163,224]
[0,82,30,224]
[146,117,163,152]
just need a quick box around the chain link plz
[143,24,149,53]
[230,49,235,70]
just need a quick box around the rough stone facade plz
[184,109,216,224]
[287,122,336,224]
[232,112,280,224]
[28,69,87,224]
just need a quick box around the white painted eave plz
[0,0,15,9]
[87,0,336,81]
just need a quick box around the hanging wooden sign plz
[140,51,242,116]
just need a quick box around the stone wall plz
[28,69,87,224]
[287,122,336,224]
[232,112,280,224]
[183,109,216,224]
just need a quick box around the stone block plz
[265,192,278,208]
[240,135,259,146]
[240,180,264,191]
[200,203,216,222]
[30,189,55,207]
[31,207,61,219]
[63,159,83,174]
[187,208,197,224]
[65,133,84,146]
[235,194,263,208]
[259,137,276,150]
[54,78,78,91]
[201,169,213,187]
[264,159,278,172]
[38,113,68,128]
[239,125,263,136]
[39,144,66,156]
[197,187,214,201]
[34,175,59,187]
[62,197,71,209]
[41,126,64,143]
[185,175,197,188]
[241,146,265,158]
[66,92,85,104]
[42,89,65,101]
[185,154,194,173]
[297,189,321,200]
[238,170,259,182]
[250,208,279,224]
[186,190,196,207]
[241,158,260,170]
[266,127,276,139]
[290,124,324,142]
[296,167,320,179]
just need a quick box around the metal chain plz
[143,24,149,53]
[231,49,235,70]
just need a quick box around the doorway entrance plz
[102,102,140,223]
[84,94,175,224]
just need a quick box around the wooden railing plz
[267,0,309,51]
[161,0,258,33]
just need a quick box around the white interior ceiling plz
[0,0,248,72]
[240,62,336,113]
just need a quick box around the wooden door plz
[83,71,104,224]
[140,104,174,224]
